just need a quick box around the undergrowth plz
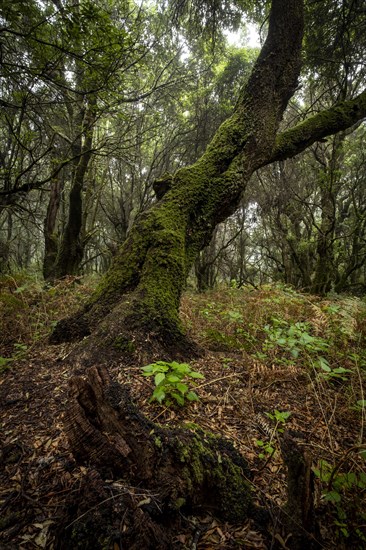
[181,283,366,547]
[2,276,366,546]
[0,273,96,370]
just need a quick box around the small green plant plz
[224,309,243,322]
[353,399,366,414]
[263,318,329,360]
[255,439,276,459]
[261,318,353,382]
[264,409,292,432]
[314,457,366,503]
[315,356,351,381]
[141,361,204,407]
[0,342,28,373]
[255,409,292,460]
[313,457,366,541]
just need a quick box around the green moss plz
[113,335,135,353]
[183,421,201,431]
[274,92,366,161]
[90,213,152,305]
[172,429,252,522]
[154,436,162,449]
[172,497,186,510]
[0,293,24,310]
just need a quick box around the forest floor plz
[0,276,366,549]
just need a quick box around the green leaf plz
[274,410,291,422]
[324,490,341,503]
[301,332,314,344]
[318,358,331,372]
[152,387,166,404]
[154,372,166,386]
[189,371,205,379]
[141,365,154,375]
[186,391,199,401]
[154,362,170,371]
[175,363,190,374]
[177,383,188,395]
[346,472,357,486]
[142,362,170,375]
[171,392,185,406]
[358,472,366,487]
[166,374,180,383]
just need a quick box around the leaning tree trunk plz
[51,0,305,357]
[50,0,366,361]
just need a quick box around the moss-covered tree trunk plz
[52,0,366,359]
[52,0,305,353]
[58,366,255,547]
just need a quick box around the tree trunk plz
[281,431,318,549]
[51,98,96,280]
[60,366,253,548]
[312,188,335,295]
[51,0,305,352]
[43,174,63,280]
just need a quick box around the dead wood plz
[63,366,253,547]
[281,430,319,549]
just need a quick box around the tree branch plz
[270,89,366,163]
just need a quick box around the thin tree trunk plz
[43,174,63,280]
[51,98,96,279]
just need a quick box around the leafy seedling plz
[141,361,204,407]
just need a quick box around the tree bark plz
[43,173,63,280]
[51,97,96,279]
[281,431,318,549]
[60,366,253,547]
